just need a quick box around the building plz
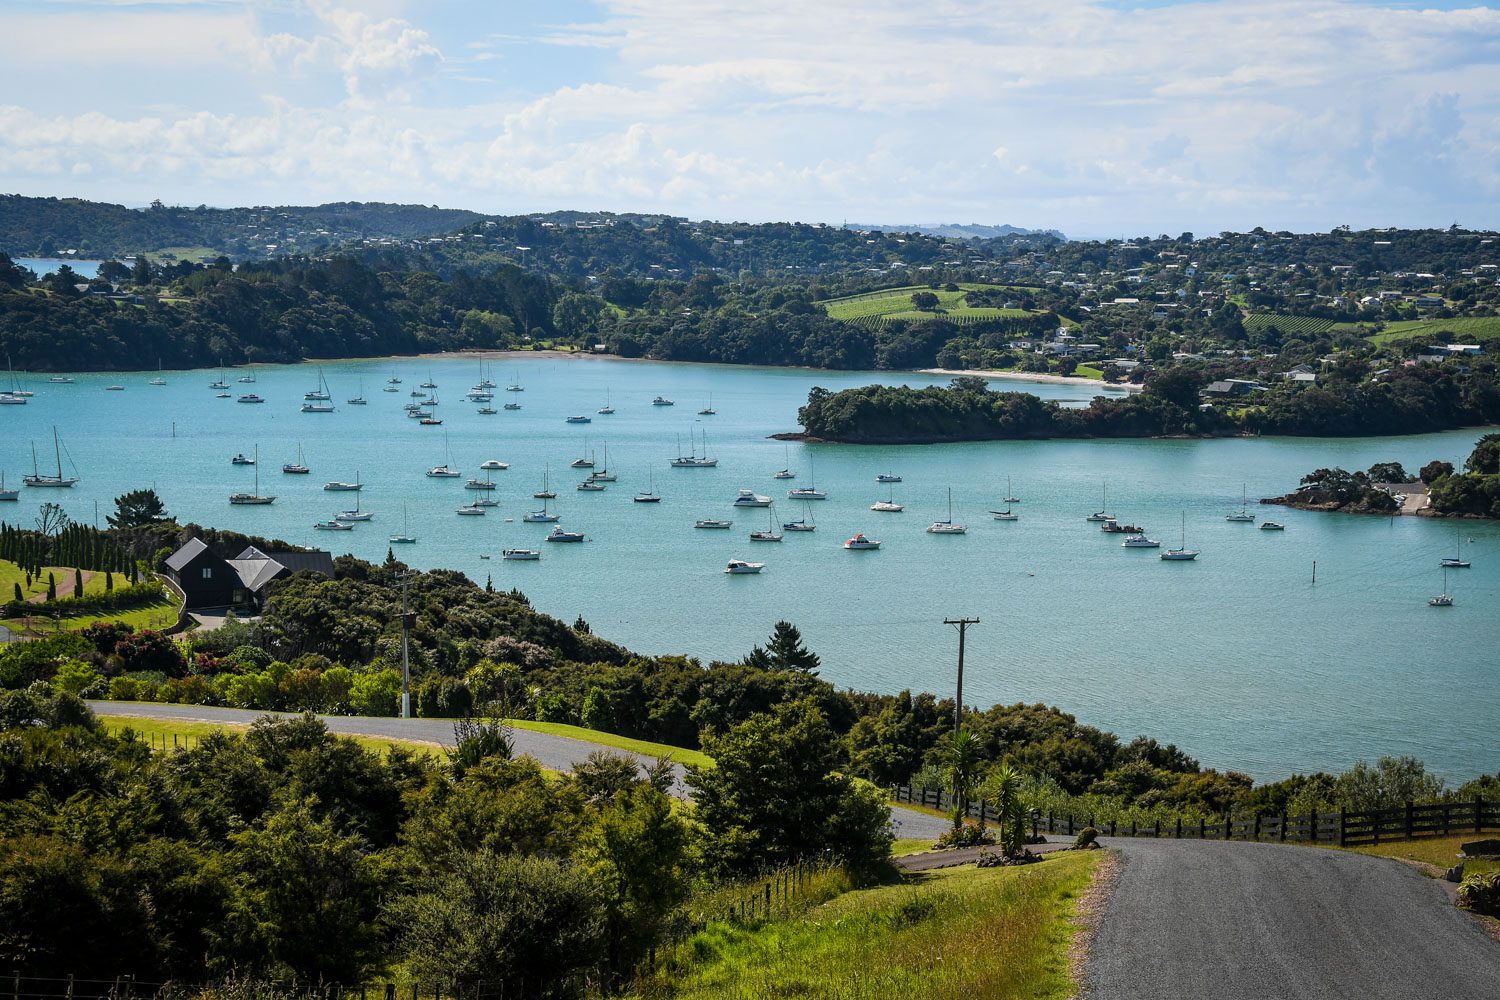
[164,539,334,611]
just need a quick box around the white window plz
[201,568,212,579]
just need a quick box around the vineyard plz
[1241,313,1337,336]
[1352,315,1500,346]
[822,283,1038,328]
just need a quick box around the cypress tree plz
[25,570,31,589]
[105,571,113,592]
[47,577,56,602]
[74,568,84,598]
[12,582,20,602]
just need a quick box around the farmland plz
[1240,313,1337,336]
[1347,315,1500,346]
[822,283,1039,329]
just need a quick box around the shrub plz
[1073,826,1100,849]
[1457,872,1500,917]
[937,821,994,849]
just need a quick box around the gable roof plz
[227,558,287,593]
[164,537,211,572]
[235,545,335,578]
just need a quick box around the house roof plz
[236,545,335,578]
[164,537,211,572]
[227,558,287,593]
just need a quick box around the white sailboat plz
[787,454,827,500]
[336,491,373,521]
[149,360,166,385]
[1429,567,1454,607]
[229,445,275,504]
[698,393,716,416]
[304,368,331,401]
[283,443,310,475]
[926,487,967,534]
[783,502,816,531]
[598,389,615,415]
[1226,484,1256,523]
[774,444,796,479]
[871,480,904,512]
[1161,512,1199,561]
[24,427,79,487]
[671,429,718,467]
[348,379,367,405]
[524,496,560,523]
[1440,532,1471,568]
[533,468,557,500]
[1086,483,1112,522]
[750,505,783,542]
[390,504,417,544]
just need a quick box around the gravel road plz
[85,701,951,838]
[1086,838,1500,999]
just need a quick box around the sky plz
[1,0,1497,237]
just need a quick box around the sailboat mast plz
[53,427,63,479]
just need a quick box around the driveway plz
[84,701,950,836]
[1085,838,1500,999]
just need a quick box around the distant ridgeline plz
[794,365,1500,444]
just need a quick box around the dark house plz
[164,539,334,611]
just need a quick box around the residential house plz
[164,538,334,611]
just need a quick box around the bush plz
[1073,826,1100,849]
[937,821,994,849]
[1457,872,1500,917]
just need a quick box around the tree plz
[1467,434,1500,475]
[35,502,70,536]
[73,569,83,598]
[910,291,940,310]
[108,488,169,529]
[0,252,30,289]
[933,727,985,832]
[1366,461,1409,483]
[689,699,892,875]
[981,760,1029,856]
[743,620,821,674]
[1419,460,1454,483]
[130,256,154,285]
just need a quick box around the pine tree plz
[744,620,821,674]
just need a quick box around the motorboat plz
[456,504,487,516]
[732,489,772,507]
[694,519,733,529]
[231,453,254,466]
[871,500,904,512]
[237,394,265,403]
[50,376,76,384]
[843,533,881,550]
[301,402,335,413]
[724,559,764,574]
[427,465,462,478]
[503,549,540,561]
[876,473,902,483]
[1260,521,1286,531]
[504,402,522,410]
[465,478,497,490]
[313,520,353,531]
[420,416,443,425]
[323,477,362,491]
[566,415,592,424]
[1122,534,1160,548]
[106,385,125,391]
[652,395,674,406]
[480,459,509,470]
[546,526,586,542]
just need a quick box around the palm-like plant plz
[982,759,1029,856]
[934,727,985,832]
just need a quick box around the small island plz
[1263,434,1500,519]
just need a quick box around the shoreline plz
[916,367,1141,392]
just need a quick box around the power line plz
[943,617,980,731]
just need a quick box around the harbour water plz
[12,258,104,279]
[2,354,1495,782]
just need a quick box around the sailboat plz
[390,504,417,544]
[24,427,79,487]
[1003,477,1020,504]
[588,446,617,482]
[670,429,718,467]
[348,379,367,405]
[1440,532,1471,568]
[229,446,275,504]
[1161,512,1199,561]
[783,501,816,531]
[336,490,373,521]
[420,371,437,389]
[1086,483,1112,522]
[3,356,32,399]
[787,454,827,500]
[324,471,363,492]
[283,443,310,475]
[698,393,716,416]
[598,389,615,415]
[750,505,783,542]
[428,437,461,477]
[1226,484,1256,523]
[871,481,904,513]
[926,488,967,534]
[0,472,19,501]
[774,444,796,480]
[304,368,331,401]
[634,471,662,503]
[1429,567,1454,606]
[506,371,524,392]
[534,468,557,500]
[524,497,560,523]
[149,360,166,386]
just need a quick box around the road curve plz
[1086,838,1500,999]
[84,702,951,839]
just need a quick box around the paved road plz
[1086,838,1500,999]
[85,701,951,838]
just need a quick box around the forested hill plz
[0,196,483,260]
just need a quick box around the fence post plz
[1279,811,1287,842]
[14,971,20,1000]
[1338,809,1347,847]
[1198,817,1205,839]
[1309,808,1318,843]
[1405,801,1415,840]
[1175,817,1181,839]
[1130,819,1137,837]
[1253,814,1260,841]
[1031,813,1038,838]
[66,976,74,1000]
[765,883,771,913]
[1109,819,1116,837]
[1477,797,1485,834]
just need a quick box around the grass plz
[101,715,449,761]
[0,559,117,601]
[1241,313,1337,336]
[1348,833,1500,877]
[1072,365,1104,380]
[146,246,222,264]
[1349,315,1500,346]
[632,852,1098,999]
[3,596,180,636]
[891,838,934,856]
[820,283,1038,328]
[507,719,713,768]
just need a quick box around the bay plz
[12,258,104,279]
[2,354,1495,783]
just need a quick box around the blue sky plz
[1,0,1497,237]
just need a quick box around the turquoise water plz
[2,355,1496,782]
[13,258,104,278]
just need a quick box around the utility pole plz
[399,573,414,719]
[943,617,980,731]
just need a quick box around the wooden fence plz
[891,785,1500,847]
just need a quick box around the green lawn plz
[1072,365,1104,380]
[507,719,713,768]
[146,246,222,264]
[100,716,448,760]
[821,284,1038,328]
[1348,833,1500,877]
[0,559,118,601]
[1344,316,1500,346]
[632,852,1098,999]
[3,595,180,636]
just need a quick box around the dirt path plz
[25,568,94,603]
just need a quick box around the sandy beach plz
[917,367,1141,392]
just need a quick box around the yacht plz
[546,526,586,542]
[698,394,716,416]
[24,428,79,487]
[228,446,274,504]
[1003,476,1020,503]
[504,402,522,410]
[724,559,764,574]
[208,377,228,389]
[237,394,265,403]
[926,488,967,534]
[313,520,353,531]
[1161,513,1199,561]
[843,533,881,550]
[231,453,255,466]
[149,361,166,386]
[420,376,437,389]
[50,376,76,385]
[990,506,1018,521]
[1086,483,1112,522]
[1122,534,1160,548]
[876,473,902,484]
[523,503,560,523]
[456,504,487,516]
[469,497,499,508]
[239,375,256,383]
[750,506,783,542]
[634,473,661,503]
[390,505,417,544]
[387,376,402,385]
[670,430,718,467]
[106,385,125,391]
[216,392,231,398]
[694,518,733,529]
[1430,568,1454,607]
[871,500,904,513]
[323,473,363,491]
[588,447,617,481]
[300,401,335,413]
[566,415,592,424]
[1100,520,1143,534]
[465,478,497,491]
[503,548,541,561]
[480,459,509,471]
[1226,484,1256,522]
[477,405,497,415]
[571,455,595,469]
[427,465,462,478]
[467,390,494,402]
[652,395,674,406]
[348,381,368,405]
[420,415,443,426]
[598,390,615,415]
[577,480,606,492]
[0,393,25,406]
[774,444,796,479]
[384,385,400,393]
[783,503,816,531]
[283,444,310,475]
[1440,533,1471,568]
[1260,521,1285,531]
[787,454,826,499]
[304,370,332,401]
[0,473,18,502]
[732,489,772,507]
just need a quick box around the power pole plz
[943,617,980,731]
[399,573,414,719]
